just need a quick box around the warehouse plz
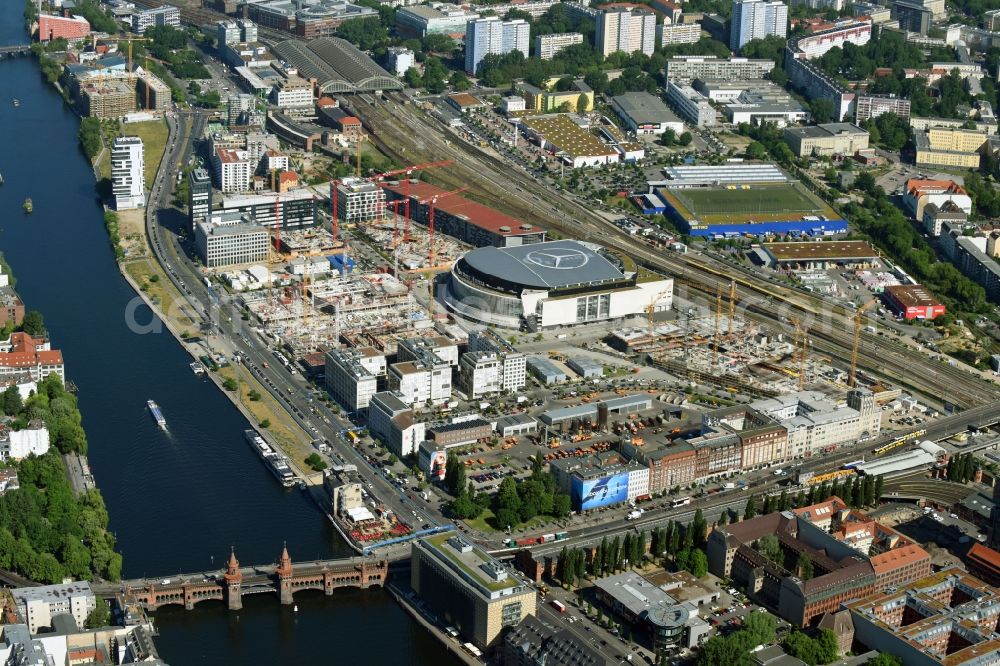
[567,356,604,379]
[761,241,880,270]
[526,356,568,385]
[444,240,673,330]
[882,284,946,320]
[519,114,620,168]
[783,123,870,157]
[540,394,654,426]
[611,91,685,135]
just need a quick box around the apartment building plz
[533,32,584,59]
[466,329,526,393]
[213,148,253,193]
[597,8,656,56]
[465,17,530,74]
[132,5,179,33]
[914,128,988,168]
[37,13,90,42]
[855,94,912,122]
[13,583,96,634]
[664,55,775,81]
[111,136,145,211]
[271,75,314,109]
[730,0,788,51]
[334,177,387,222]
[188,168,213,227]
[657,21,701,46]
[0,333,64,383]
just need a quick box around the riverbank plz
[386,581,480,666]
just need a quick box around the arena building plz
[444,240,673,330]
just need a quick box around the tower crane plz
[645,285,674,335]
[849,298,878,388]
[416,186,467,267]
[368,160,453,241]
[713,285,722,362]
[728,280,736,336]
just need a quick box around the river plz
[0,8,450,664]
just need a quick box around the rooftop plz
[460,240,626,289]
[521,114,618,159]
[611,91,683,125]
[421,531,521,595]
[383,180,543,236]
[883,284,942,308]
[763,240,879,262]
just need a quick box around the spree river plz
[0,8,450,664]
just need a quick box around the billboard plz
[574,471,629,511]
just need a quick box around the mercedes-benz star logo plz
[524,249,590,270]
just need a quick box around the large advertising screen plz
[574,471,629,511]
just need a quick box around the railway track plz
[351,93,1000,408]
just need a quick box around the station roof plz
[271,37,401,94]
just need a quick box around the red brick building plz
[37,13,91,42]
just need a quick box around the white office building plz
[388,46,415,75]
[334,177,387,222]
[271,75,314,109]
[730,0,787,51]
[0,423,50,462]
[534,32,584,59]
[132,5,179,33]
[465,17,530,74]
[325,347,385,411]
[368,391,426,458]
[13,582,96,634]
[111,136,145,210]
[389,359,452,407]
[597,8,656,57]
[213,147,253,193]
[195,214,269,268]
[666,81,718,127]
[467,329,526,393]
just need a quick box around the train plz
[504,531,569,548]
[873,429,927,457]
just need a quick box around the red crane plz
[369,160,453,238]
[417,186,468,267]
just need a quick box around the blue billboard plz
[573,472,629,511]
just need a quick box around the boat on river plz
[147,400,166,429]
[23,198,32,214]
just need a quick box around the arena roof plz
[271,37,402,94]
[461,240,625,290]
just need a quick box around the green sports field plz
[660,183,836,225]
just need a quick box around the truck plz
[540,533,557,543]
[723,482,736,490]
[626,509,643,520]
[551,600,566,613]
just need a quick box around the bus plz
[551,600,566,613]
[672,497,692,508]
[346,431,360,444]
[554,531,569,541]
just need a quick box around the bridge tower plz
[276,543,294,605]
[223,548,243,611]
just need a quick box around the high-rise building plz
[533,32,584,59]
[213,148,253,193]
[465,17,530,74]
[596,8,656,57]
[334,177,386,222]
[730,0,787,51]
[111,137,145,211]
[189,168,213,228]
[132,5,180,33]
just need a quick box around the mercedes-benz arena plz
[444,240,673,330]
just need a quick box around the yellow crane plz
[645,285,674,335]
[849,298,878,388]
[713,285,722,362]
[728,280,736,335]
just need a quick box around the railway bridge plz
[0,45,32,57]
[94,547,388,611]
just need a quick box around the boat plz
[147,400,166,429]
[243,430,295,487]
[190,361,206,375]
[22,198,32,214]
[12,99,19,107]
[0,173,5,185]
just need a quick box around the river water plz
[0,9,449,664]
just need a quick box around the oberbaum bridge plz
[91,547,389,611]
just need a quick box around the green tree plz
[745,141,768,160]
[756,534,782,565]
[449,71,471,91]
[85,602,111,629]
[865,655,902,666]
[336,16,388,50]
[796,552,814,580]
[689,548,708,577]
[20,311,44,336]
[678,131,692,146]
[817,629,840,663]
[404,66,422,89]
[809,98,834,124]
[743,611,778,644]
[222,377,238,391]
[744,495,758,520]
[494,476,522,529]
[78,118,102,159]
[691,508,707,547]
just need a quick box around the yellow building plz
[915,128,989,168]
[519,78,594,113]
[411,532,537,649]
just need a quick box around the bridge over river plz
[93,547,390,611]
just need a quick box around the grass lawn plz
[465,508,556,534]
[123,258,195,331]
[216,365,314,468]
[126,119,170,186]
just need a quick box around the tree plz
[1,386,22,416]
[755,534,782,565]
[679,131,692,146]
[577,94,589,114]
[689,548,708,577]
[85,601,111,629]
[816,629,839,663]
[404,66,422,89]
[336,16,387,50]
[691,508,707,547]
[423,57,449,93]
[662,128,677,147]
[222,377,238,391]
[78,117,102,159]
[742,611,777,644]
[809,98,834,124]
[305,453,327,472]
[784,631,820,666]
[20,311,44,336]
[494,477,522,529]
[744,495,758,520]
[745,141,768,160]
[449,71,471,91]
[796,552,814,580]
[444,452,466,496]
[865,655,902,666]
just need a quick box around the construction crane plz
[728,280,736,335]
[713,285,722,362]
[849,298,878,388]
[368,161,453,241]
[94,36,150,74]
[417,186,467,267]
[645,285,674,334]
[789,316,808,391]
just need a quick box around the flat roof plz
[883,284,942,308]
[785,123,868,139]
[384,180,543,236]
[521,114,618,159]
[593,571,673,616]
[420,531,521,595]
[461,240,625,289]
[612,91,683,125]
[763,240,879,262]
